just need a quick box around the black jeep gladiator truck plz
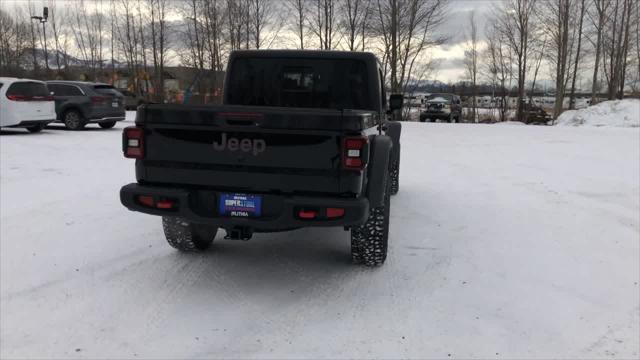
[120,50,402,266]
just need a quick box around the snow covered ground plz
[1,117,639,358]
[556,99,640,127]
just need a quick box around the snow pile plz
[556,99,640,127]
[494,120,527,125]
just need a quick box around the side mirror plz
[389,94,403,111]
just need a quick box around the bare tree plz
[602,0,634,99]
[309,0,338,49]
[285,0,307,49]
[48,1,68,71]
[568,0,586,109]
[341,0,371,51]
[484,21,513,122]
[248,0,283,49]
[372,0,448,93]
[0,9,29,74]
[464,10,478,122]
[589,0,609,103]
[494,0,536,122]
[148,0,169,101]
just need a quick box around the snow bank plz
[556,99,640,127]
[494,120,527,125]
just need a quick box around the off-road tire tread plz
[162,217,217,252]
[389,160,400,195]
[351,180,391,266]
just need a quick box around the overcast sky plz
[3,0,500,82]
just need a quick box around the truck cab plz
[120,50,402,266]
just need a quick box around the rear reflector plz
[137,195,155,207]
[156,200,175,209]
[326,208,345,218]
[298,210,317,219]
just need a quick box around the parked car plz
[117,88,146,110]
[120,50,402,267]
[0,77,56,133]
[521,102,552,125]
[46,81,125,130]
[419,93,462,123]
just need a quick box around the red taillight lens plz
[156,200,175,209]
[137,195,155,207]
[298,209,317,219]
[123,126,144,159]
[91,96,108,103]
[342,136,368,170]
[6,95,27,101]
[326,207,345,219]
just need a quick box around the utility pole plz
[31,7,49,71]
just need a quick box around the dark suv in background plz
[46,81,125,130]
[419,93,462,123]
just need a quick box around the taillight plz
[123,126,144,159]
[6,95,27,101]
[342,136,368,170]
[6,94,54,101]
[91,96,108,103]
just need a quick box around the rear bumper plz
[120,183,370,230]
[5,119,55,128]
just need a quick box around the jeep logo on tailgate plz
[213,133,266,156]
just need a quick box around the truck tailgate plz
[134,104,372,195]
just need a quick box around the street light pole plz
[31,7,49,71]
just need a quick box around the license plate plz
[219,193,262,218]
[112,102,118,107]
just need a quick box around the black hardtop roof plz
[230,49,379,62]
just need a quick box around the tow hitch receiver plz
[224,227,253,241]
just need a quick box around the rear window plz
[6,82,49,97]
[227,57,371,110]
[93,85,121,96]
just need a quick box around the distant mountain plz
[22,48,127,70]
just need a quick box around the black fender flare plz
[366,135,392,208]
[384,121,402,164]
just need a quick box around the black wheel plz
[429,118,436,122]
[351,179,391,266]
[419,116,426,123]
[449,114,455,123]
[98,121,117,129]
[389,158,400,195]
[63,110,85,130]
[26,124,45,133]
[162,217,218,252]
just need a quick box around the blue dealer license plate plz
[219,193,262,218]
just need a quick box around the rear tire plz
[389,159,400,195]
[351,179,391,266]
[63,110,85,130]
[99,121,117,129]
[26,124,45,133]
[162,217,218,252]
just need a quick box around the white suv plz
[0,77,56,133]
